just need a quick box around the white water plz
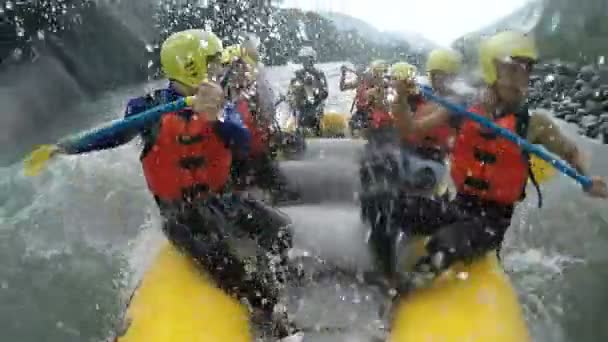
[2,63,608,341]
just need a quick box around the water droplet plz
[145,43,154,52]
[16,26,25,37]
[457,271,469,280]
[37,30,45,40]
[5,1,13,10]
[12,48,22,60]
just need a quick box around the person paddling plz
[388,31,607,278]
[29,29,299,340]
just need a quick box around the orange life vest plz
[236,99,268,157]
[450,106,529,205]
[405,97,453,151]
[141,111,232,201]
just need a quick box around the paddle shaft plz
[418,86,592,189]
[61,97,190,153]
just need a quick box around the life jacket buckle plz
[179,156,206,170]
[464,177,490,191]
[177,134,205,145]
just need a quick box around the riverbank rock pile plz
[528,62,608,143]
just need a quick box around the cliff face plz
[0,0,158,164]
[451,0,608,67]
[451,0,544,68]
[533,0,608,65]
[1,0,156,93]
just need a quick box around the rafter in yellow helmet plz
[426,49,463,74]
[479,31,538,85]
[221,44,256,67]
[391,62,417,81]
[160,29,223,88]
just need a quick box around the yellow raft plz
[386,152,553,341]
[320,112,348,137]
[115,242,253,342]
[116,191,551,342]
[117,242,531,342]
[389,252,530,342]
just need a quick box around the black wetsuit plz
[289,68,329,135]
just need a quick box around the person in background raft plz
[341,60,390,138]
[388,50,466,195]
[288,46,329,136]
[221,44,301,205]
[49,29,299,340]
[359,56,466,282]
[388,30,608,279]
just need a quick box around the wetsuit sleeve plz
[416,94,465,129]
[216,121,251,158]
[447,97,469,128]
[448,114,464,128]
[287,78,300,108]
[58,98,150,155]
[318,71,329,100]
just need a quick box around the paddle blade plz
[530,155,556,184]
[24,145,57,177]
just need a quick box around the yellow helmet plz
[479,30,538,85]
[160,29,223,88]
[391,62,417,81]
[426,49,462,74]
[221,44,256,67]
[370,59,389,74]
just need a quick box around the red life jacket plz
[355,80,370,110]
[236,99,268,157]
[370,109,393,129]
[405,97,453,151]
[141,111,232,201]
[450,106,529,205]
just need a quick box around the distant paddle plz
[24,96,194,177]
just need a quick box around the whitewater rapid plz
[1,63,608,341]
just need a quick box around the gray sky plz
[281,0,531,46]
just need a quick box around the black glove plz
[421,218,505,273]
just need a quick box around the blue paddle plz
[24,97,194,176]
[418,85,592,189]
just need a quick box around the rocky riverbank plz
[528,62,608,143]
